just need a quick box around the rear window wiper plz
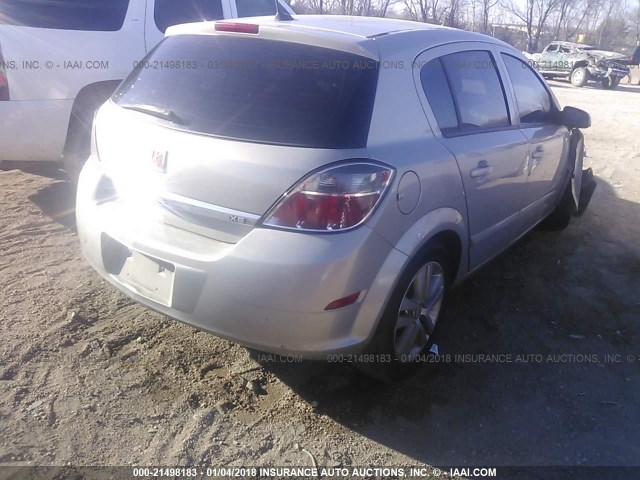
[119,103,186,125]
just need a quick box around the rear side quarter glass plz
[154,0,223,33]
[0,0,130,31]
[420,58,459,133]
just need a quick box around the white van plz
[0,0,293,176]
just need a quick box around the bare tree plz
[552,0,591,41]
[378,0,397,16]
[632,0,640,46]
[293,0,397,16]
[444,0,466,26]
[501,0,560,51]
[480,0,499,32]
[404,0,438,22]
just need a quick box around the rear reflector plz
[325,292,361,311]
[215,23,259,34]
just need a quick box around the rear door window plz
[441,51,510,130]
[113,35,379,149]
[0,0,130,31]
[501,54,553,124]
[428,50,510,133]
[154,0,223,33]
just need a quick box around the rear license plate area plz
[101,234,175,306]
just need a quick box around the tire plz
[63,82,119,184]
[357,241,453,382]
[570,67,589,87]
[601,76,620,89]
[63,103,95,185]
[539,181,572,231]
[62,153,87,186]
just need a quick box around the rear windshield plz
[0,0,129,31]
[112,35,379,149]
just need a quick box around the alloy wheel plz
[393,261,445,361]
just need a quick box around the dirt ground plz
[1,80,639,472]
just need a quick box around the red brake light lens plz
[263,163,393,232]
[215,23,259,34]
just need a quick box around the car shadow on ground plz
[2,162,78,231]
[256,178,640,466]
[27,177,77,232]
[21,163,76,232]
[1,161,67,180]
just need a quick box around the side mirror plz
[560,106,591,129]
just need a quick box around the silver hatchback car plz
[77,15,594,377]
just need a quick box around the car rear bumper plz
[76,156,405,358]
[0,99,73,162]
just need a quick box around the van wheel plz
[62,153,86,186]
[63,101,96,185]
[357,242,452,382]
[570,67,589,87]
[63,82,119,184]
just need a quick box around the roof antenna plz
[275,0,294,21]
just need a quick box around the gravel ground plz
[0,82,639,472]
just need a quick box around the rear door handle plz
[470,160,493,178]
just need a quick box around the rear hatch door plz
[98,31,379,243]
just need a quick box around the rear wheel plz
[358,242,452,382]
[570,67,589,87]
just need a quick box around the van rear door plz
[0,0,145,102]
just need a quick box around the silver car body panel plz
[77,16,577,356]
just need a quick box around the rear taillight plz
[0,47,9,101]
[263,162,394,232]
[215,22,259,34]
